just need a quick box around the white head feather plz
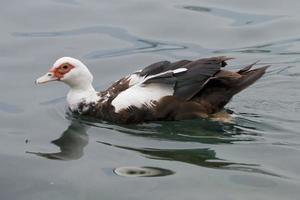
[53,57,94,90]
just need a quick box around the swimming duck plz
[36,56,268,123]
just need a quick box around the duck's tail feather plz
[233,65,269,94]
[193,64,269,113]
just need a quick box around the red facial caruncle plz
[50,63,75,80]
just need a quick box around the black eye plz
[62,65,68,69]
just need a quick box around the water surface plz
[1,0,300,199]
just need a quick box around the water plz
[1,0,300,199]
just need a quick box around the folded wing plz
[111,56,230,112]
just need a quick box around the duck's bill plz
[35,72,58,84]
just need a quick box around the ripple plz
[12,26,186,58]
[12,25,210,59]
[214,37,300,56]
[84,39,186,59]
[234,112,300,136]
[180,5,282,26]
[113,166,174,177]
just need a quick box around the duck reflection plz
[102,142,282,177]
[27,114,256,162]
[27,120,88,160]
[99,141,239,168]
[27,114,282,177]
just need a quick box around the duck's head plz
[36,57,93,89]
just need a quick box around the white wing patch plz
[111,83,173,112]
[128,67,187,86]
[111,67,187,112]
[173,68,187,74]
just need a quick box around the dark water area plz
[1,0,300,199]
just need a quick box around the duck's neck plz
[67,83,100,111]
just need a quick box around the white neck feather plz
[67,84,100,111]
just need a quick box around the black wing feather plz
[140,60,191,77]
[139,56,231,100]
[139,61,171,77]
[174,57,230,99]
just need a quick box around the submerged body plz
[36,56,268,123]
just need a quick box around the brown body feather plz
[77,57,269,123]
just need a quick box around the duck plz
[36,56,269,123]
